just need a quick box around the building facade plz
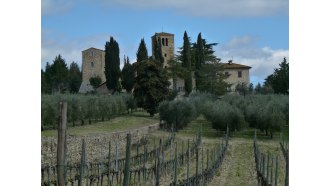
[79,32,251,94]
[79,47,106,93]
[222,60,251,92]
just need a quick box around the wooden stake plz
[57,102,67,186]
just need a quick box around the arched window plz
[91,62,94,67]
[162,38,165,46]
[165,38,168,46]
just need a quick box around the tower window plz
[165,38,168,46]
[162,38,165,46]
[164,53,167,57]
[91,62,94,67]
[238,71,242,78]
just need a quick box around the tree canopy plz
[133,60,170,116]
[264,57,289,94]
[136,39,148,63]
[121,56,135,93]
[105,37,122,93]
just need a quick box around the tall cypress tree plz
[68,62,82,93]
[153,36,164,64]
[182,31,192,95]
[121,56,135,93]
[195,33,205,70]
[194,33,205,90]
[105,37,122,93]
[136,39,148,62]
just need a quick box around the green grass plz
[42,111,159,137]
[177,115,222,138]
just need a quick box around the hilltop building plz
[222,60,251,92]
[78,32,251,94]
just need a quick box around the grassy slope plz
[41,111,159,137]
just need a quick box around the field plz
[41,112,288,186]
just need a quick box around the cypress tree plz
[195,33,204,70]
[136,39,148,62]
[68,62,82,93]
[105,37,122,93]
[121,56,135,93]
[182,31,192,95]
[153,36,164,64]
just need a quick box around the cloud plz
[102,0,288,17]
[217,36,289,84]
[41,29,134,70]
[41,29,107,69]
[42,0,75,16]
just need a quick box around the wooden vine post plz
[108,141,111,186]
[78,139,86,186]
[57,102,67,186]
[174,142,178,186]
[123,133,132,186]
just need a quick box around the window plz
[91,62,94,67]
[165,38,168,46]
[90,51,94,57]
[162,38,165,46]
[238,71,242,78]
[164,53,167,57]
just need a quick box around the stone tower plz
[151,32,174,68]
[79,47,106,93]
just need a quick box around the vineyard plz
[41,93,289,186]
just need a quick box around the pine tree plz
[121,56,135,93]
[182,31,192,95]
[105,37,122,93]
[264,57,289,94]
[136,39,148,62]
[48,55,69,93]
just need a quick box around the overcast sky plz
[41,0,289,85]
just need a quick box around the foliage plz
[203,100,246,132]
[105,37,122,93]
[196,61,228,96]
[121,56,135,93]
[89,76,102,89]
[42,55,69,94]
[136,39,148,63]
[133,60,171,116]
[180,31,192,95]
[166,58,187,91]
[254,83,262,94]
[41,94,127,130]
[264,57,289,94]
[68,62,82,93]
[42,58,82,94]
[235,82,249,96]
[152,36,164,64]
[158,99,197,130]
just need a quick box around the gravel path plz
[208,138,258,186]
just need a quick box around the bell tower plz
[151,32,174,68]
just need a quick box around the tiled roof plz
[221,62,251,69]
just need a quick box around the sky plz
[41,0,289,85]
